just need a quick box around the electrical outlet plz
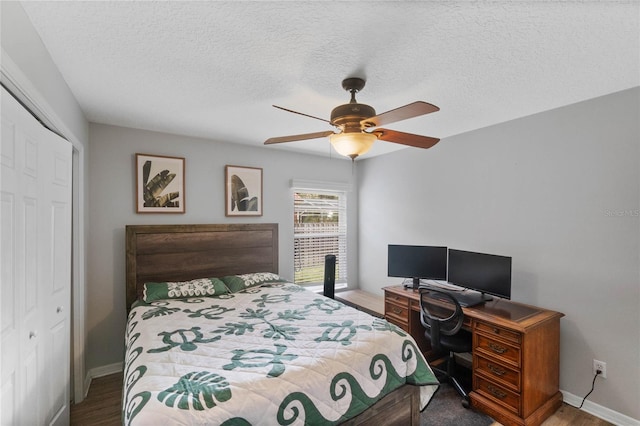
[593,359,607,379]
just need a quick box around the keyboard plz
[418,284,488,307]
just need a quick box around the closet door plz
[43,124,72,426]
[1,87,72,425]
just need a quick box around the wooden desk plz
[384,285,564,426]
[335,290,384,318]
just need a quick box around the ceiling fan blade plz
[264,130,335,145]
[374,128,440,149]
[361,101,439,128]
[273,105,331,124]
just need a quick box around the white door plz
[1,86,72,425]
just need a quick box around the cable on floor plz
[575,370,602,409]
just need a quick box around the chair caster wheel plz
[461,397,470,409]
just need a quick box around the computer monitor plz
[388,245,448,289]
[447,249,512,303]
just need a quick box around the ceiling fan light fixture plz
[265,78,440,157]
[329,132,377,160]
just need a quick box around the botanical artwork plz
[136,154,185,213]
[225,165,262,216]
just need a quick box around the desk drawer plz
[475,334,521,368]
[475,376,520,415]
[385,301,409,322]
[474,354,520,392]
[385,293,409,308]
[463,316,472,329]
[410,299,420,311]
[475,321,520,345]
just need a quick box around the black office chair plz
[419,287,472,408]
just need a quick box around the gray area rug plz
[421,383,494,426]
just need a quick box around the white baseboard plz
[561,390,640,426]
[83,362,124,398]
[83,374,91,399]
[89,362,124,379]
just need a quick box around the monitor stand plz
[403,278,421,290]
[480,292,494,302]
[452,290,493,307]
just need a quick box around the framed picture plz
[225,165,263,216]
[136,153,185,213]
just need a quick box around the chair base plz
[431,353,471,408]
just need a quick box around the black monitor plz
[447,249,512,304]
[388,245,448,289]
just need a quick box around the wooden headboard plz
[125,223,279,310]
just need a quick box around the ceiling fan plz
[264,77,440,160]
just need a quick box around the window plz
[293,188,347,288]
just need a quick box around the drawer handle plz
[487,385,507,399]
[392,307,403,315]
[488,342,508,354]
[493,327,501,334]
[488,364,506,376]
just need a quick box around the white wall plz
[357,88,640,421]
[87,123,358,369]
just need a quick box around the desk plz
[384,286,564,426]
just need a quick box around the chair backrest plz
[419,287,465,351]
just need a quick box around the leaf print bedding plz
[123,283,439,425]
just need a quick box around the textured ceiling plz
[20,1,640,159]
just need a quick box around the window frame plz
[291,180,349,291]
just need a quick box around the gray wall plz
[87,123,358,369]
[4,1,638,418]
[357,88,639,420]
[1,1,88,144]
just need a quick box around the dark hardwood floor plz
[71,373,122,425]
[72,372,613,426]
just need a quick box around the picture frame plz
[225,165,263,216]
[136,153,185,213]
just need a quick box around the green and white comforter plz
[123,283,439,425]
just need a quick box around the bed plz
[123,223,438,425]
